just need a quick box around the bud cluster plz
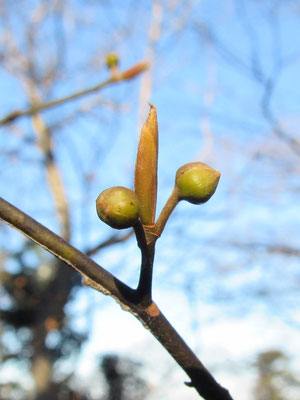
[96,106,221,239]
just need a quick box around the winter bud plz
[96,186,140,229]
[175,162,220,204]
[106,52,119,69]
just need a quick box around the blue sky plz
[1,1,300,398]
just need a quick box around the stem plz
[136,244,155,306]
[154,187,179,238]
[0,79,113,125]
[133,220,155,306]
[0,60,148,127]
[133,188,180,304]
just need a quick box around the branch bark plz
[0,196,234,400]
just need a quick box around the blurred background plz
[0,1,299,399]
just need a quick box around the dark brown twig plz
[0,196,234,400]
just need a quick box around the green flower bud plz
[106,52,119,69]
[175,162,220,204]
[96,186,140,229]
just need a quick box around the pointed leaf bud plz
[134,104,158,225]
[96,186,140,229]
[175,162,220,204]
[121,61,149,80]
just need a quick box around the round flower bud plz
[106,52,119,69]
[96,186,140,229]
[175,162,220,204]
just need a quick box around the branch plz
[0,196,234,400]
[213,239,300,257]
[0,196,132,301]
[195,16,300,156]
[86,231,133,256]
[261,79,300,155]
[0,79,114,126]
[0,61,148,126]
[31,111,71,240]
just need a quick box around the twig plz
[0,61,148,126]
[133,220,155,305]
[0,196,234,400]
[86,231,133,256]
[0,79,113,126]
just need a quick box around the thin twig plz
[0,79,113,125]
[154,188,179,238]
[86,231,133,256]
[0,61,148,126]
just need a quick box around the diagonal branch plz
[0,196,234,400]
[0,61,148,126]
[0,196,132,301]
[86,231,133,257]
[0,79,113,125]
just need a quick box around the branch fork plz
[0,105,232,400]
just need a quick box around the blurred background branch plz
[0,1,299,399]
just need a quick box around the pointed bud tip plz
[144,103,157,128]
[134,103,158,225]
[121,61,149,80]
